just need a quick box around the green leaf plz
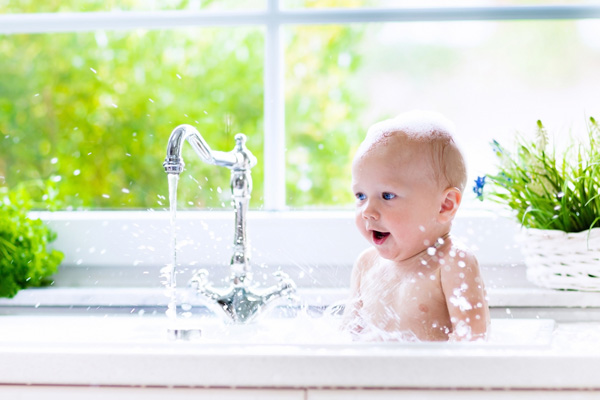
[0,181,63,298]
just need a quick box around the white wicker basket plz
[519,227,600,291]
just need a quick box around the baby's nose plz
[362,203,379,220]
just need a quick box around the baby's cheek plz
[354,219,369,240]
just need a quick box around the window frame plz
[2,3,600,283]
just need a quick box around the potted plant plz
[475,117,600,291]
[0,180,63,298]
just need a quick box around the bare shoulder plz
[354,247,379,272]
[440,243,479,274]
[349,247,378,286]
[438,241,485,291]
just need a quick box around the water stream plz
[165,173,179,320]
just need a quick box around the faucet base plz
[190,269,297,324]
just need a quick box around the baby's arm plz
[440,250,490,341]
[342,248,374,334]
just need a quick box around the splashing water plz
[164,174,179,320]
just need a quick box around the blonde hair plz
[359,110,467,192]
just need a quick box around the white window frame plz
[2,3,600,286]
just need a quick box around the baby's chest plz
[360,268,446,310]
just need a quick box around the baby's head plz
[356,110,466,192]
[352,110,467,261]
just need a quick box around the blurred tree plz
[0,0,367,210]
[285,23,367,208]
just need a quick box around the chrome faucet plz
[163,124,297,323]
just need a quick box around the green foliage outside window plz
[0,0,367,210]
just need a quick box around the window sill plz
[15,210,597,319]
[37,208,522,269]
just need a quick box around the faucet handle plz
[233,133,258,170]
[190,269,209,290]
[273,270,297,297]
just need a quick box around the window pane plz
[0,27,264,210]
[0,0,264,13]
[284,19,600,208]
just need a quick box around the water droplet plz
[122,188,130,193]
[102,194,110,198]
[427,247,436,256]
[50,157,58,164]
[73,169,81,176]
[458,261,466,268]
[90,67,97,74]
[149,98,154,103]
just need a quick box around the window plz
[1,1,600,284]
[2,1,600,211]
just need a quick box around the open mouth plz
[372,230,390,245]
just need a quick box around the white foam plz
[367,110,457,141]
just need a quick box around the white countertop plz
[2,286,600,390]
[0,312,598,390]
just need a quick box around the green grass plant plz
[476,117,600,233]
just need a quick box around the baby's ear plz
[438,187,462,223]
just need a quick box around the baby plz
[343,110,490,342]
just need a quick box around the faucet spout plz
[163,124,239,174]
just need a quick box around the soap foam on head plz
[363,110,457,150]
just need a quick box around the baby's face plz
[352,136,446,262]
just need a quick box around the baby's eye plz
[382,192,396,200]
[355,192,366,201]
